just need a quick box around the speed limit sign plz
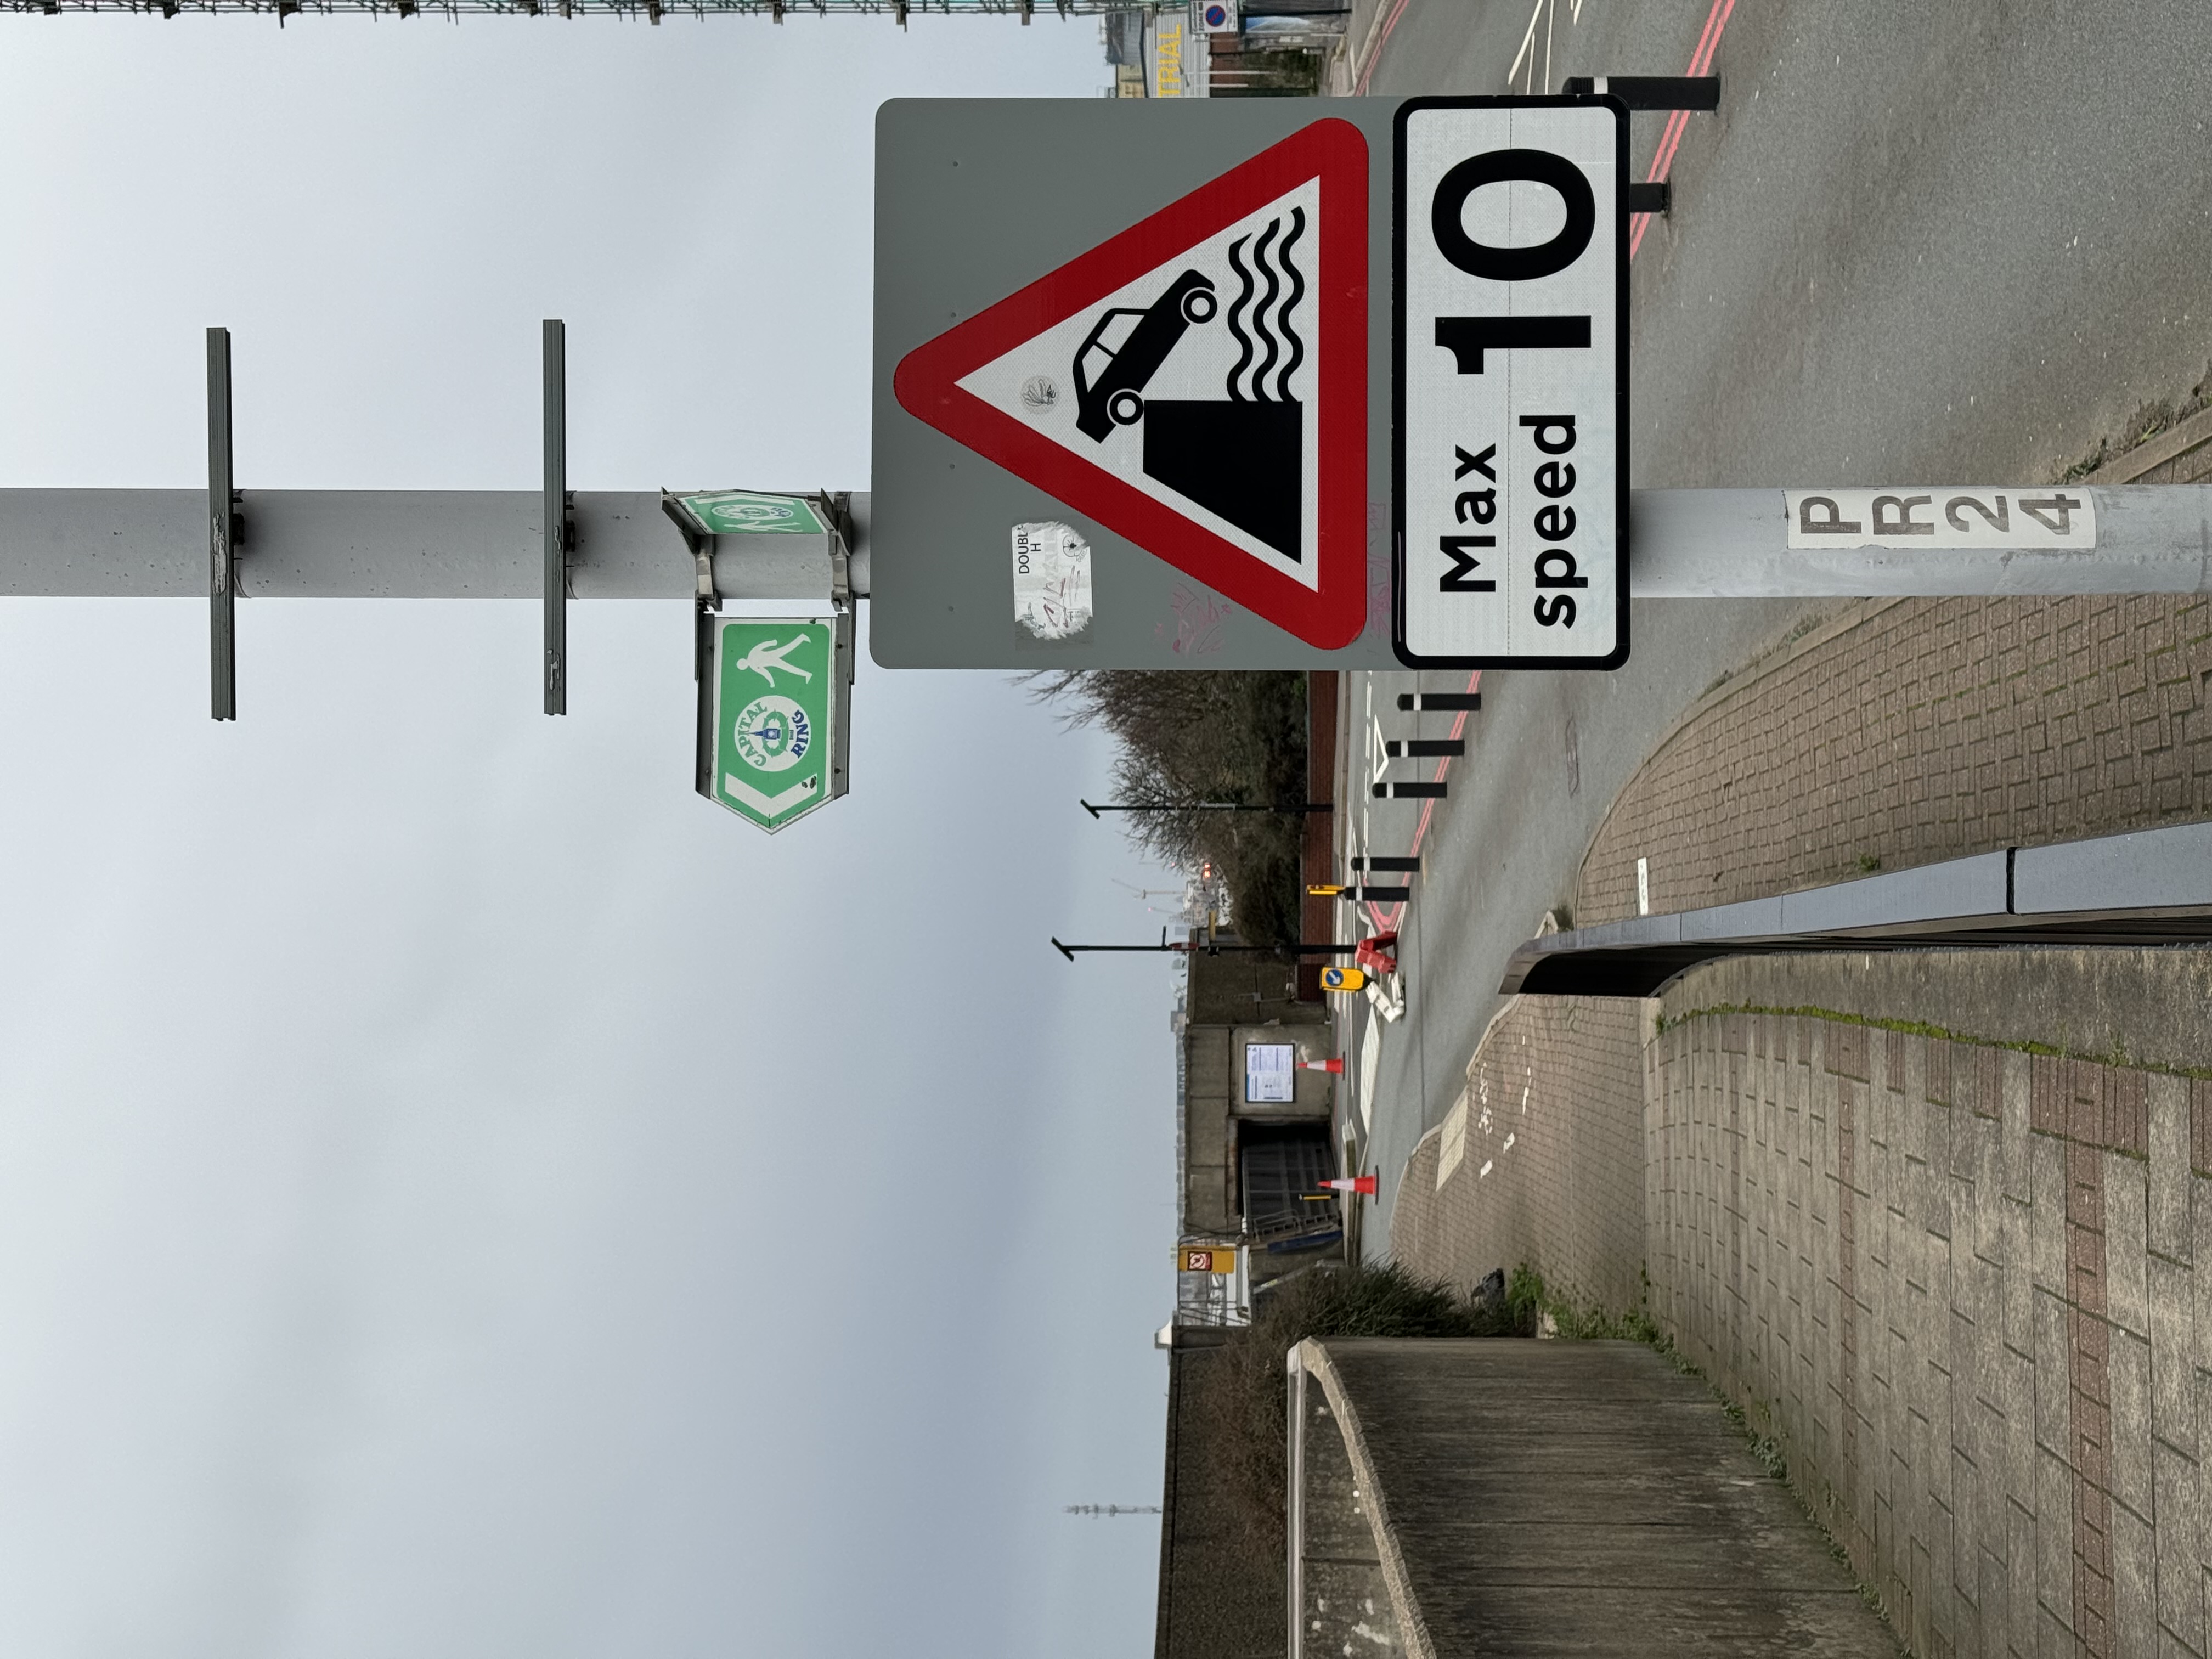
[1393,97,1628,668]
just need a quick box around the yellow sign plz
[1177,1246,1236,1274]
[1152,16,1189,98]
[1321,966,1368,992]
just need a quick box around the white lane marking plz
[1507,0,1545,91]
[1359,1019,1381,1131]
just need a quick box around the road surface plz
[1340,0,2212,1252]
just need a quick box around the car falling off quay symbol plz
[891,118,1370,649]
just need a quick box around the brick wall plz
[1650,1009,2212,1658]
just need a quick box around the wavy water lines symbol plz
[1272,207,1306,401]
[1224,233,1258,403]
[1220,208,1307,404]
[1248,217,1282,403]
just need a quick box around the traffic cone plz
[1319,1175,1379,1196]
[1299,1057,1346,1074]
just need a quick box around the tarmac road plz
[1342,0,2212,1253]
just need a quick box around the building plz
[1177,929,1335,1243]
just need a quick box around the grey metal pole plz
[543,320,568,715]
[1627,486,2212,597]
[0,492,733,599]
[206,329,235,721]
[1,486,2208,601]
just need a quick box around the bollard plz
[1560,74,1719,110]
[1384,738,1464,758]
[1397,692,1481,712]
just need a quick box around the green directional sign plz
[674,490,827,537]
[699,616,850,832]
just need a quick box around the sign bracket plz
[543,318,575,716]
[206,326,244,723]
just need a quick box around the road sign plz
[670,490,828,538]
[698,615,851,832]
[895,118,1368,651]
[1394,97,1628,668]
[1178,1246,1237,1273]
[874,100,1408,669]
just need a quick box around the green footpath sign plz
[700,616,851,832]
[675,490,827,537]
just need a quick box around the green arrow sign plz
[702,616,847,832]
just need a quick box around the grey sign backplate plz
[873,98,1408,671]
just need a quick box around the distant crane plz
[1064,1504,1163,1517]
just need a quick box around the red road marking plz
[1629,0,1738,259]
[1355,0,1414,95]
[1355,0,1741,932]
[1364,668,1481,935]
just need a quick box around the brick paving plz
[1391,994,1647,1317]
[1577,590,2212,930]
[1576,409,2212,929]
[1387,424,2212,1656]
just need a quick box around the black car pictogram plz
[1072,270,1217,442]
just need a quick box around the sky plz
[0,16,1182,1658]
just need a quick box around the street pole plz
[9,487,2212,601]
[1050,936,1358,961]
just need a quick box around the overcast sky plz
[0,18,1181,1658]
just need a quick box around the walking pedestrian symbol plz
[893,119,1369,649]
[701,616,847,833]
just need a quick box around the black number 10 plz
[1431,148,1594,372]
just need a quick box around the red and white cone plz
[1318,1175,1379,1196]
[1299,1058,1346,1074]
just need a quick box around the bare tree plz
[1028,670,1308,946]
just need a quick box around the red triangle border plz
[893,118,1369,650]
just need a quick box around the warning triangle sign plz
[893,119,1369,649]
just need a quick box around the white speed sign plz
[1393,97,1628,668]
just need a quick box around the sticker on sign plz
[1012,521,1094,642]
[1784,488,2097,550]
[1393,97,1628,668]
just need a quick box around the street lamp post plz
[1050,932,1358,962]
[1080,798,1333,819]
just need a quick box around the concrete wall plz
[1185,1025,1233,1235]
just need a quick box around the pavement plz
[1329,0,2212,1250]
[1375,407,2212,1659]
